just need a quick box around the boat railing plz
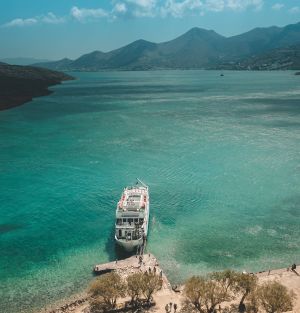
[117,235,141,241]
[116,221,142,228]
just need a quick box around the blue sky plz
[1,0,300,60]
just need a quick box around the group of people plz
[165,302,177,313]
[137,254,163,278]
[144,265,163,279]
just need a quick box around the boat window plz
[139,218,144,224]
[123,218,127,223]
[128,218,133,224]
[134,218,138,223]
[118,229,122,237]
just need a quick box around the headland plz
[0,63,74,111]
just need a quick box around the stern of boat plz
[115,236,143,252]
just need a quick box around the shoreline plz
[39,257,300,313]
[0,89,54,111]
[0,63,74,111]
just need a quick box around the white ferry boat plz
[115,179,149,252]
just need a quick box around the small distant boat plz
[115,179,150,252]
[220,73,224,76]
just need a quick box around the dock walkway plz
[94,253,171,290]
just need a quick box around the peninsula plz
[0,63,74,111]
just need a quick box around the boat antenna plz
[136,178,147,187]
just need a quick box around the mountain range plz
[35,22,300,71]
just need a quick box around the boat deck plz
[117,186,148,212]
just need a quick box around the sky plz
[0,0,300,60]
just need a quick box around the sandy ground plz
[256,267,300,313]
[42,262,300,313]
[138,265,300,313]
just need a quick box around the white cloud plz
[111,0,157,18]
[160,0,263,17]
[126,0,157,9]
[127,0,157,17]
[41,12,65,24]
[161,0,203,18]
[3,18,37,27]
[2,13,65,28]
[2,0,268,27]
[289,6,300,14]
[205,0,224,12]
[225,0,263,11]
[114,2,128,14]
[272,3,284,10]
[70,6,108,22]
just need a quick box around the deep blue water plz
[1,70,300,313]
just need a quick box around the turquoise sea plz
[1,71,300,313]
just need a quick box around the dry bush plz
[89,272,126,312]
[141,272,162,303]
[127,272,144,305]
[184,274,232,313]
[258,281,295,313]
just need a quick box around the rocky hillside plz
[211,44,300,70]
[0,63,74,110]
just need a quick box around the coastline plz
[0,63,74,111]
[40,258,300,313]
[0,88,53,111]
[37,292,89,313]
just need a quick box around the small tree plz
[203,279,232,313]
[245,287,260,313]
[258,281,295,313]
[233,273,258,311]
[89,272,126,312]
[141,272,162,303]
[184,275,232,313]
[127,272,144,306]
[184,276,206,311]
[210,269,237,294]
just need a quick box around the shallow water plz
[1,70,300,312]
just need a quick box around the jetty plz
[94,253,172,290]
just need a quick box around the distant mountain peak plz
[61,57,73,61]
[187,27,211,33]
[133,39,153,44]
[89,50,105,55]
[179,27,225,42]
[124,39,156,49]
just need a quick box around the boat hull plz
[115,236,143,252]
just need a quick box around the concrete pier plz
[93,253,171,290]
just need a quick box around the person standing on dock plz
[165,304,169,313]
